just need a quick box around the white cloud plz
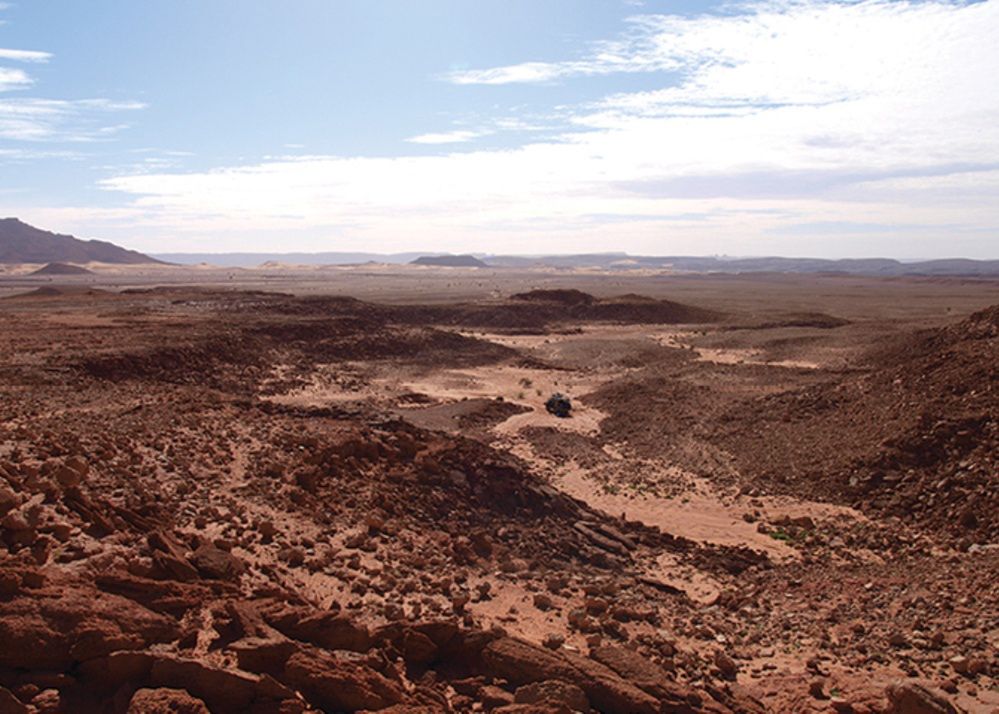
[73,0,999,257]
[0,65,30,91]
[406,129,484,144]
[446,62,570,86]
[0,48,50,62]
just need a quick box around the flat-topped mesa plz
[410,254,489,267]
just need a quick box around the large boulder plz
[0,584,179,671]
[188,544,245,581]
[373,623,445,666]
[77,652,293,713]
[282,649,403,712]
[590,646,714,712]
[229,636,300,675]
[265,606,372,652]
[147,657,282,713]
[481,637,663,714]
[885,681,963,714]
[95,572,219,616]
[126,687,210,714]
[514,679,589,711]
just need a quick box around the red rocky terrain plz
[714,304,999,541]
[0,284,996,713]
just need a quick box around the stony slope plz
[715,304,998,542]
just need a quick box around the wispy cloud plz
[0,48,50,62]
[74,99,147,111]
[445,0,997,120]
[407,116,554,145]
[0,37,51,90]
[1,3,145,145]
[0,98,146,141]
[130,147,195,157]
[443,13,692,85]
[406,129,484,145]
[446,62,572,86]
[0,147,83,161]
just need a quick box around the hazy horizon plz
[1,0,998,259]
[148,249,999,264]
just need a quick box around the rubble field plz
[0,280,996,714]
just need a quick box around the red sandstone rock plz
[282,649,403,712]
[481,636,665,714]
[126,687,210,714]
[0,584,178,671]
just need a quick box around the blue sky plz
[1,0,997,258]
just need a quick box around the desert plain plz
[0,264,997,713]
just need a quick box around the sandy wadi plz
[0,284,996,713]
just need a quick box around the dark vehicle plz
[545,393,572,418]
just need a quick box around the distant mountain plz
[0,218,162,265]
[410,254,488,267]
[151,248,999,276]
[483,253,999,276]
[30,262,94,276]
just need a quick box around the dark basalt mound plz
[81,316,514,387]
[30,262,94,276]
[390,291,724,330]
[6,286,112,299]
[722,311,851,331]
[512,289,596,306]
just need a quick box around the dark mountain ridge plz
[0,218,161,265]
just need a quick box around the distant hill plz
[30,262,94,276]
[0,218,162,265]
[153,251,430,267]
[410,254,488,268]
[483,253,999,276]
[152,249,999,276]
